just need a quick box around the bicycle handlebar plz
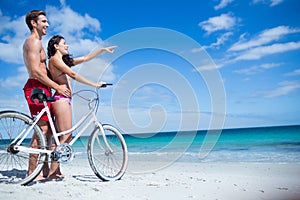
[30,83,113,113]
[100,83,113,88]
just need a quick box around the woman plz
[47,35,116,180]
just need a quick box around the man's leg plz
[27,120,50,180]
[27,132,40,176]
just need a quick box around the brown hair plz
[47,35,74,67]
[25,10,46,31]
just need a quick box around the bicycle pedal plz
[50,151,60,162]
[55,143,74,164]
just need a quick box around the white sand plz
[1,157,300,200]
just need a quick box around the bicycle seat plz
[30,88,56,103]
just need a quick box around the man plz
[23,10,70,180]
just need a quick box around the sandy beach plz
[1,155,300,200]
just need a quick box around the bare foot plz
[26,171,46,182]
[46,173,65,181]
[34,174,46,182]
[47,167,64,180]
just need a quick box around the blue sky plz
[0,0,300,133]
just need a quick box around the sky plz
[0,0,300,134]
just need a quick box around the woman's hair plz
[25,10,46,31]
[47,35,74,67]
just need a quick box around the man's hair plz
[25,10,46,31]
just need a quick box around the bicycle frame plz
[0,83,128,185]
[13,92,112,156]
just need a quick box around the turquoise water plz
[74,125,300,163]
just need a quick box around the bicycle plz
[0,83,128,185]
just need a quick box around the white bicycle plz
[0,84,128,185]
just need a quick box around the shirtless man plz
[23,10,71,179]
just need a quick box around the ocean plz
[73,125,300,164]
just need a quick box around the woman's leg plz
[52,100,72,143]
[48,99,72,179]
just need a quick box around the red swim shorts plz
[23,79,52,121]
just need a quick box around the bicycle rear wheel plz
[88,124,128,181]
[0,111,47,185]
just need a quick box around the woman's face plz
[56,38,69,55]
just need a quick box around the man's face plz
[35,15,49,36]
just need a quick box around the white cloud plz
[234,63,282,75]
[214,0,234,10]
[46,5,101,41]
[229,26,300,51]
[270,0,285,6]
[252,0,285,7]
[0,4,103,65]
[44,4,105,58]
[222,26,300,64]
[0,11,28,64]
[0,4,114,89]
[234,41,300,61]
[0,66,28,89]
[253,81,300,98]
[260,63,281,69]
[285,69,300,76]
[202,32,233,49]
[195,63,219,71]
[66,38,105,58]
[59,0,66,7]
[73,58,117,83]
[199,13,239,35]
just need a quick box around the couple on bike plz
[23,10,116,181]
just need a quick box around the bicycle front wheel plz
[88,124,128,181]
[0,111,47,185]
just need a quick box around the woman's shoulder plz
[48,54,59,63]
[49,55,64,69]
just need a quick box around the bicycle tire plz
[0,111,47,185]
[88,124,128,181]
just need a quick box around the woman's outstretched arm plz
[72,46,117,65]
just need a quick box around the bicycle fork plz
[94,122,114,153]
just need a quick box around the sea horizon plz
[73,124,300,164]
[122,124,300,136]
